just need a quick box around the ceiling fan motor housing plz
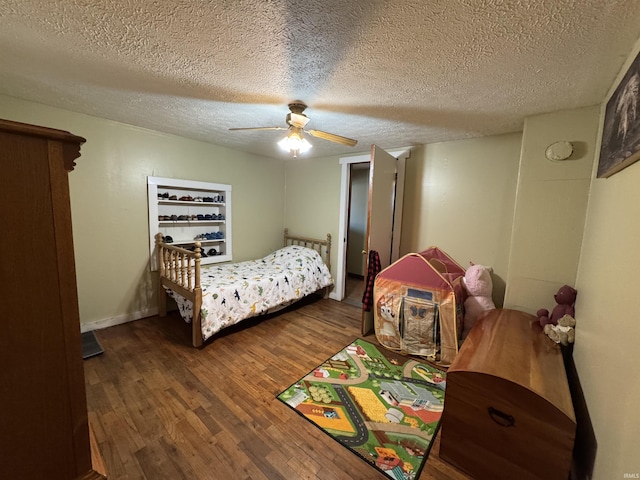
[288,102,307,114]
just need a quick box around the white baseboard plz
[329,291,342,301]
[80,308,158,333]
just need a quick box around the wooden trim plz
[85,424,107,479]
[48,139,95,476]
[76,471,108,480]
[0,118,86,144]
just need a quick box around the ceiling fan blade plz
[306,129,358,147]
[228,126,287,131]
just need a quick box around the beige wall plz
[573,43,640,477]
[284,138,521,309]
[283,155,343,275]
[0,95,285,328]
[577,156,640,479]
[401,133,522,306]
[504,106,599,314]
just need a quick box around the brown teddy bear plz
[536,285,577,327]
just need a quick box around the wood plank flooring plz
[85,296,470,480]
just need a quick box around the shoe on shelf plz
[169,195,177,200]
[203,197,213,202]
[164,236,173,243]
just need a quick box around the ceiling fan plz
[229,102,357,156]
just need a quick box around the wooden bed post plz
[192,242,203,348]
[155,233,167,317]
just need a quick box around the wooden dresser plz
[0,119,106,479]
[439,308,575,480]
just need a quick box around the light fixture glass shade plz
[278,132,312,156]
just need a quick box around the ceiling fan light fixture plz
[229,101,356,154]
[278,131,312,156]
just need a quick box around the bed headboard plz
[284,228,331,272]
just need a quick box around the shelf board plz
[159,220,225,225]
[166,239,226,246]
[158,200,225,206]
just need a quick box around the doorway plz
[332,148,410,304]
[343,162,369,307]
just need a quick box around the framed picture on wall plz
[598,49,640,178]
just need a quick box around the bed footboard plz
[155,233,204,347]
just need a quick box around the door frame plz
[330,147,410,301]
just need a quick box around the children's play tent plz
[372,247,466,366]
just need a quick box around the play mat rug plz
[277,338,446,479]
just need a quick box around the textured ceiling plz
[1,1,640,159]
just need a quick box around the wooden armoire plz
[0,119,106,479]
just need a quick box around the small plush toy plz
[462,263,496,339]
[537,285,577,327]
[544,314,576,346]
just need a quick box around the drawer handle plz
[488,407,515,427]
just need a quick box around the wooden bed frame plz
[155,228,332,347]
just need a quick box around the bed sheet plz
[167,245,333,341]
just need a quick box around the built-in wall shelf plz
[147,176,232,270]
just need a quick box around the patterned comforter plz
[167,245,333,342]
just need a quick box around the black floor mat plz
[81,331,104,359]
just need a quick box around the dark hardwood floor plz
[85,296,470,479]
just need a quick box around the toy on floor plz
[536,284,577,327]
[462,263,496,339]
[544,314,576,345]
